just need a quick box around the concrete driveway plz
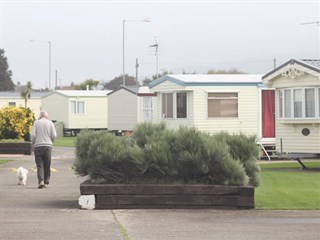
[0,147,319,240]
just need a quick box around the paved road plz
[0,147,319,240]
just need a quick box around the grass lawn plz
[0,160,12,165]
[53,136,77,147]
[255,161,320,210]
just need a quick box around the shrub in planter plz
[74,130,98,176]
[202,136,249,186]
[87,133,145,184]
[0,106,35,141]
[169,127,209,183]
[132,122,167,148]
[74,131,145,184]
[74,123,260,186]
[214,132,260,186]
[139,129,178,183]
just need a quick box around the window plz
[177,92,187,118]
[293,89,302,118]
[207,92,238,118]
[280,87,320,119]
[71,101,85,114]
[162,93,173,118]
[284,89,291,118]
[71,101,76,114]
[161,92,187,119]
[305,88,315,118]
[8,102,16,106]
[142,97,152,122]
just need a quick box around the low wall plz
[0,142,32,155]
[80,180,254,209]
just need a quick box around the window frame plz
[162,92,174,119]
[279,87,320,119]
[293,88,302,118]
[70,100,85,115]
[161,92,188,119]
[279,90,283,118]
[207,92,239,118]
[142,96,153,122]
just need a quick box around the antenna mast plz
[150,37,159,79]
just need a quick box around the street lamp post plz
[30,40,52,90]
[122,18,150,86]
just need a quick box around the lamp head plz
[143,17,151,22]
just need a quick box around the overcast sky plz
[0,0,319,89]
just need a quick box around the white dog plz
[16,167,28,186]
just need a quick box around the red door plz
[262,90,275,138]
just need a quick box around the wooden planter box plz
[80,180,254,209]
[0,142,32,155]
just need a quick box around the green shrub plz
[171,127,208,182]
[74,124,260,186]
[139,129,177,183]
[0,106,35,141]
[132,122,166,148]
[203,137,249,185]
[87,132,142,183]
[74,131,145,183]
[214,132,260,186]
[74,130,97,176]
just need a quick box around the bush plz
[0,107,35,141]
[87,133,137,183]
[74,123,260,186]
[201,136,249,185]
[214,132,260,186]
[132,122,166,148]
[74,131,145,183]
[74,130,97,176]
[171,127,208,182]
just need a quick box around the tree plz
[182,70,197,75]
[20,81,32,108]
[142,70,171,86]
[102,75,137,90]
[0,49,15,91]
[74,79,100,90]
[207,68,246,74]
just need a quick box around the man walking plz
[31,110,57,189]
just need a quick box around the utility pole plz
[135,58,139,86]
[55,70,58,90]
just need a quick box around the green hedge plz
[74,123,260,186]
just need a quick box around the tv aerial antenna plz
[301,21,320,26]
[150,37,159,79]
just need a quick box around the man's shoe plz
[44,184,49,188]
[38,181,44,189]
